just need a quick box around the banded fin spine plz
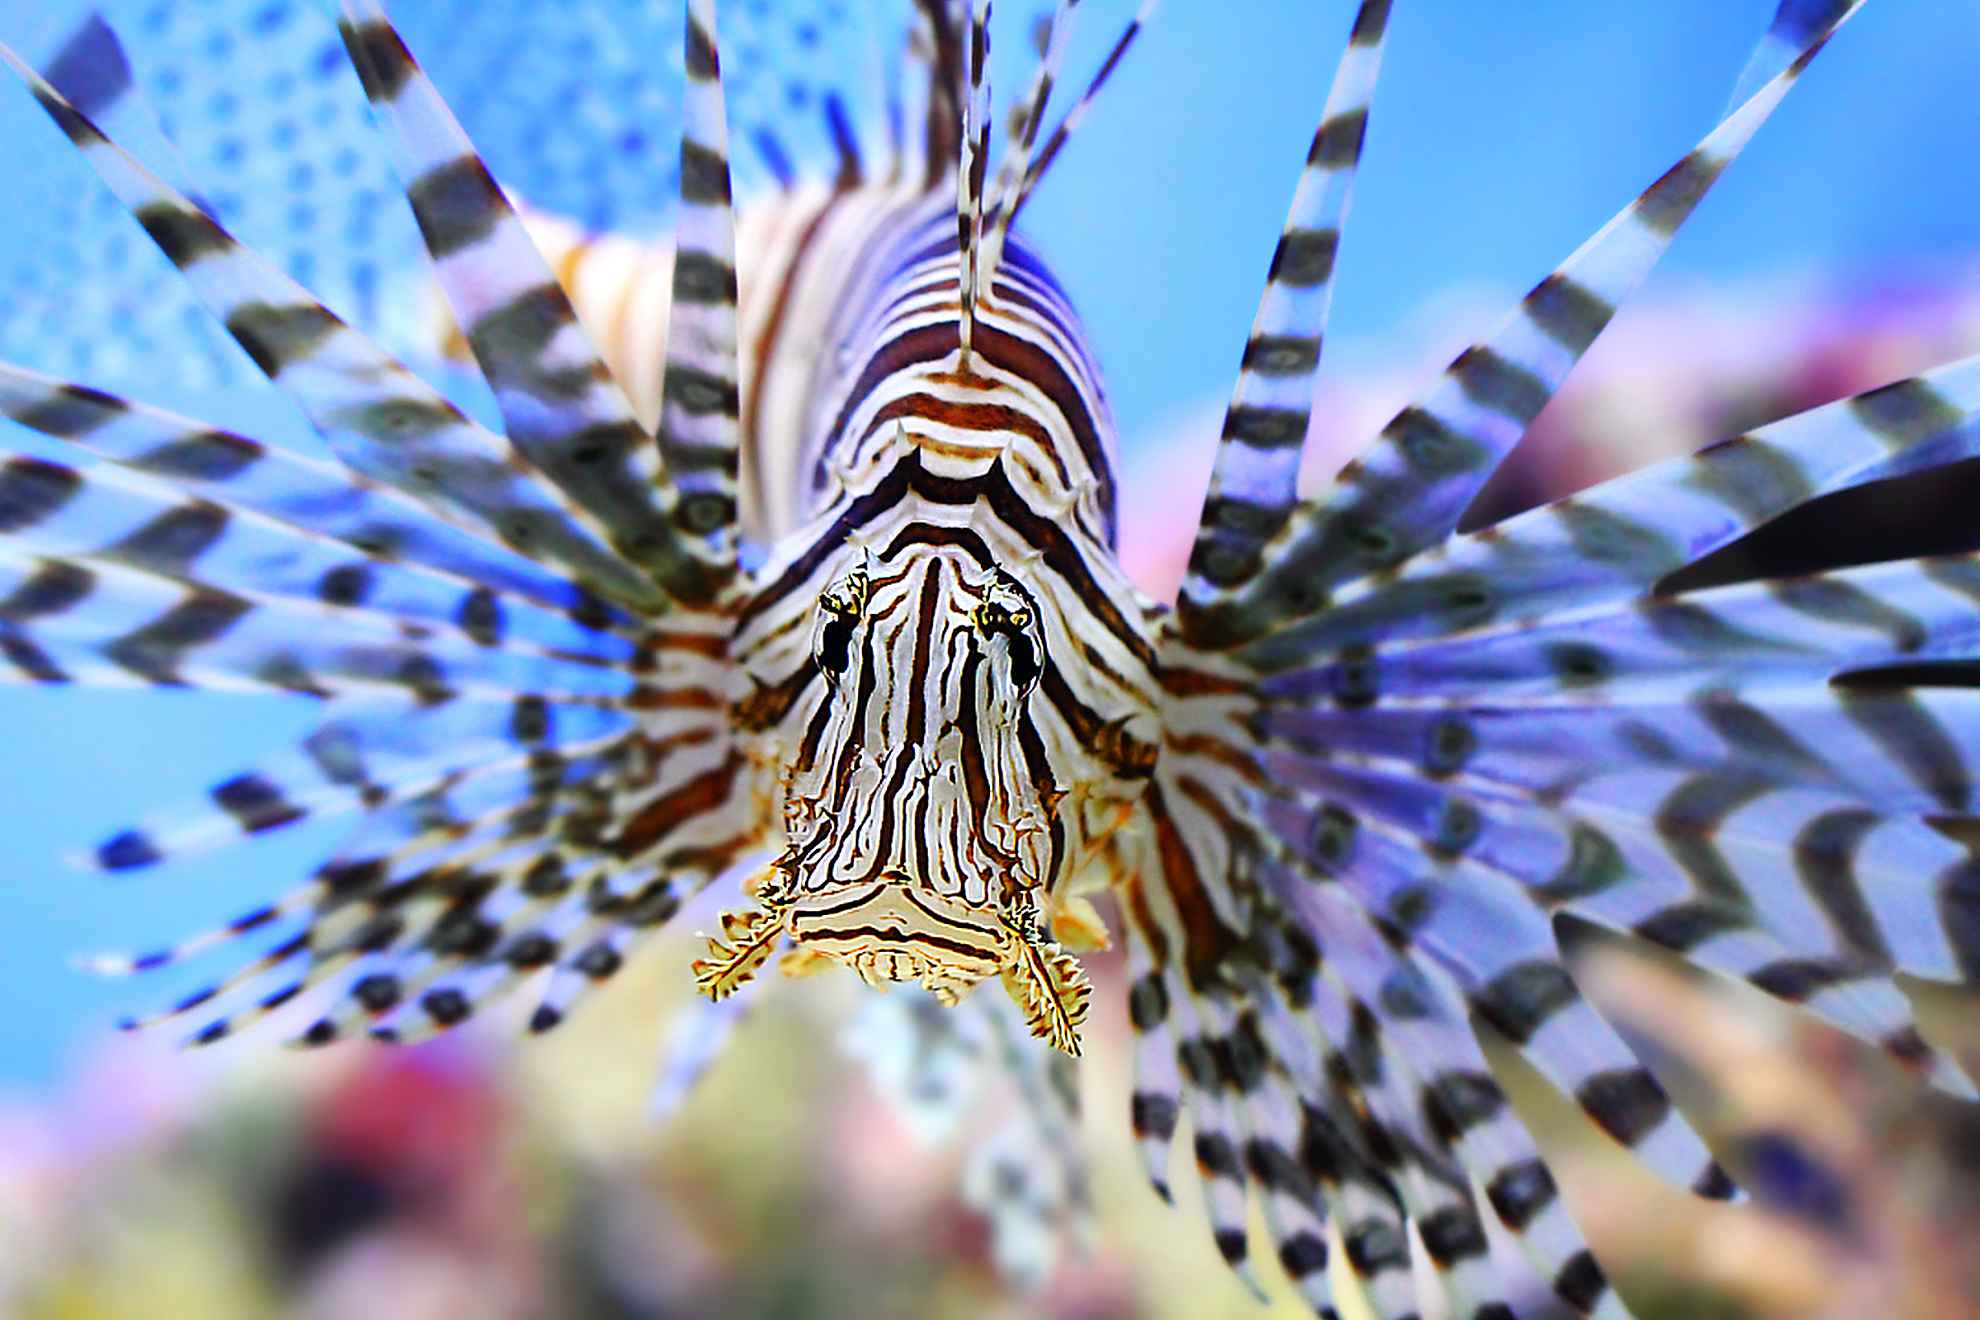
[29,12,199,199]
[1141,10,1908,1312]
[1247,353,1980,665]
[85,775,598,985]
[0,443,632,667]
[1268,891,1621,1314]
[657,0,746,586]
[1262,551,1980,712]
[1727,0,1863,111]
[0,536,630,705]
[910,0,966,190]
[86,700,628,872]
[1254,767,1731,1197]
[0,362,633,634]
[335,3,700,599]
[955,0,993,368]
[1180,0,1394,626]
[1193,7,1857,651]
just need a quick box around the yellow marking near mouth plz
[692,905,784,1000]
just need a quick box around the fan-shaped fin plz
[1273,685,1980,820]
[1264,553,1980,710]
[0,45,666,613]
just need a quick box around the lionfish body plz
[4,0,1980,1315]
[708,184,1155,1045]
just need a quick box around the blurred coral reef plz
[6,276,1980,1319]
[5,928,1975,1319]
[1564,945,1980,1320]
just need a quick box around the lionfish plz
[1,0,1976,1314]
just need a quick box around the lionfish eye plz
[816,614,855,681]
[973,599,1041,691]
[1006,632,1040,691]
[814,578,864,683]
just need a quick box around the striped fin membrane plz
[0,1,771,1054]
[87,766,627,1039]
[4,9,1129,1299]
[653,0,746,585]
[0,438,635,697]
[1254,761,1738,1173]
[0,362,638,637]
[1246,356,1980,666]
[1184,4,1860,651]
[0,44,678,619]
[335,2,719,605]
[4,3,1973,1317]
[84,698,630,874]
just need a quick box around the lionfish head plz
[701,540,1094,1053]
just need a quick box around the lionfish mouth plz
[787,878,1007,988]
[691,865,1094,1054]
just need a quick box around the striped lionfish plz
[2,0,1977,1315]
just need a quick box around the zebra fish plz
[2,1,1978,1316]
